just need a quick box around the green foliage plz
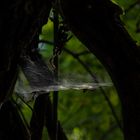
[38,17,123,139]
[114,0,140,45]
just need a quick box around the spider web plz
[14,55,112,101]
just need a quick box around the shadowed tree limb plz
[0,0,52,103]
[45,94,68,140]
[0,100,30,140]
[60,0,140,139]
[0,0,52,139]
[30,93,49,140]
[63,47,122,131]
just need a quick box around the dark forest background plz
[0,0,140,140]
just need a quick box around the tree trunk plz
[0,0,51,139]
[0,0,51,103]
[60,0,140,139]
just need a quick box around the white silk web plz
[14,55,112,101]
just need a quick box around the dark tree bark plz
[30,94,48,140]
[0,0,52,139]
[45,94,68,140]
[0,0,51,103]
[0,100,30,140]
[60,0,140,140]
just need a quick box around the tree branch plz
[63,47,122,131]
[60,0,140,139]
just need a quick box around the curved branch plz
[63,47,122,131]
[60,0,140,139]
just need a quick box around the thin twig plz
[53,6,59,140]
[12,98,31,131]
[63,47,123,131]
[30,93,48,140]
[63,48,98,80]
[77,50,91,56]
[45,95,68,140]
